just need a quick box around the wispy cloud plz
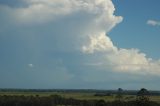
[28,64,34,68]
[147,20,160,26]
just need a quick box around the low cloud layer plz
[0,0,160,88]
[83,33,160,75]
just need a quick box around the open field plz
[1,89,160,106]
[1,91,160,103]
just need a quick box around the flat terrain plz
[1,91,160,103]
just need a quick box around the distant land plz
[1,88,160,96]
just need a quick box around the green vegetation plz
[0,88,160,106]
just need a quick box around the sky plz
[0,0,160,90]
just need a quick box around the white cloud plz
[0,0,122,25]
[83,32,160,75]
[147,20,160,26]
[106,49,150,72]
[0,0,160,79]
[82,32,117,53]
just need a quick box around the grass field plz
[1,91,160,103]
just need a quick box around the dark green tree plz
[137,88,150,106]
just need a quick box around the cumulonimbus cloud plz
[0,0,160,77]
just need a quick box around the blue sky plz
[0,0,160,90]
[111,0,160,59]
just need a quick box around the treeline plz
[0,94,160,106]
[1,88,160,96]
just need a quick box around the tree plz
[115,88,123,101]
[137,88,150,106]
